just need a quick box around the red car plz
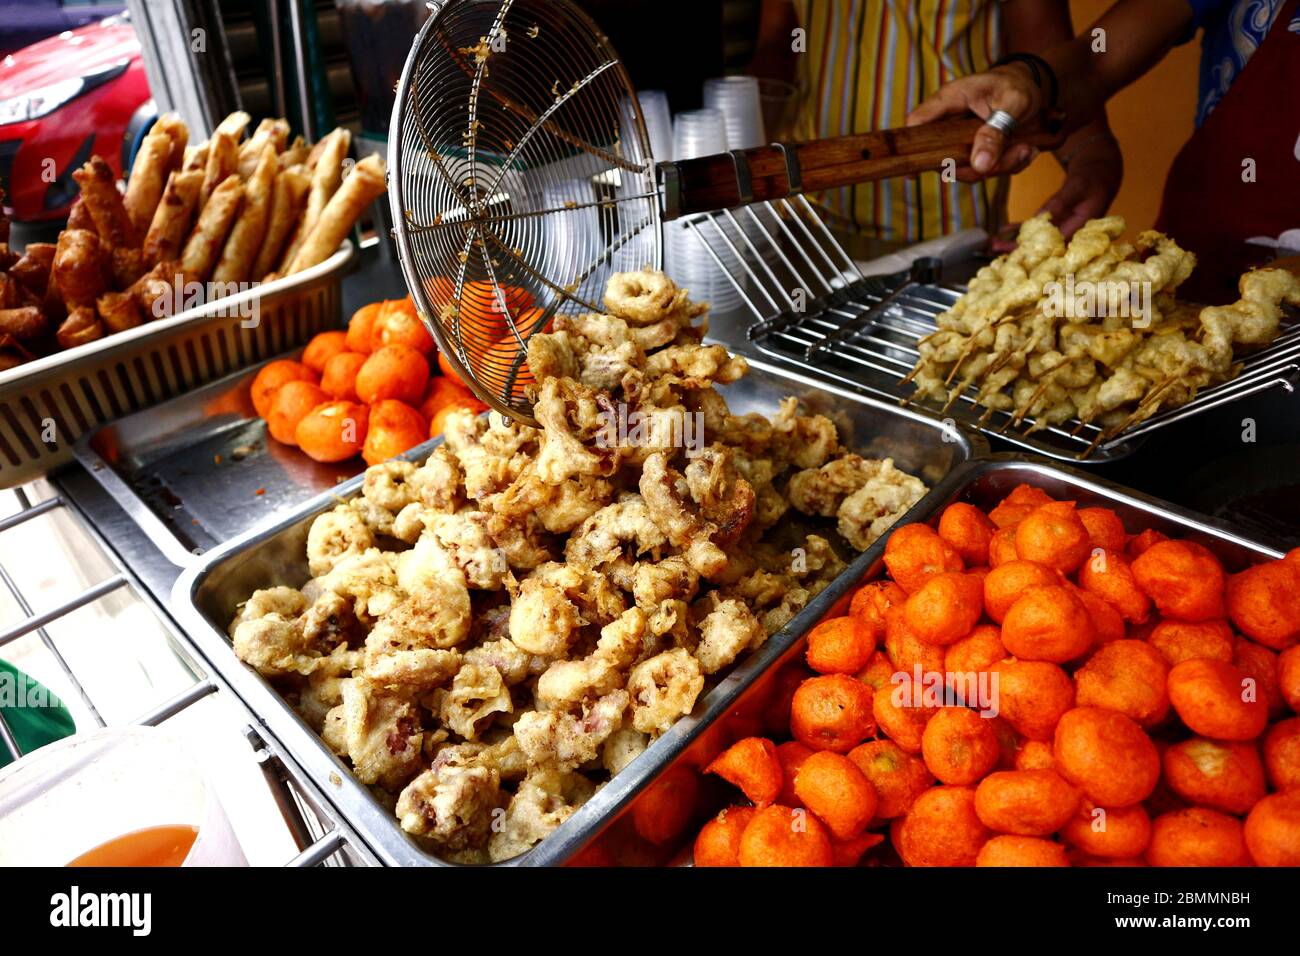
[0,12,152,222]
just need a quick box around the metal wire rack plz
[0,485,378,867]
[681,196,1300,462]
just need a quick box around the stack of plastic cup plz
[703,76,767,150]
[614,90,673,274]
[540,178,605,310]
[666,109,742,312]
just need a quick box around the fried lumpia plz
[56,306,104,350]
[215,110,252,141]
[142,169,203,266]
[213,144,277,284]
[96,290,144,334]
[51,229,107,309]
[200,131,238,209]
[181,174,244,280]
[238,118,289,178]
[287,154,386,274]
[123,131,172,235]
[74,157,138,249]
[280,127,350,270]
[153,112,190,174]
[251,165,309,280]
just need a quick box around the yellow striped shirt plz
[794,0,1006,242]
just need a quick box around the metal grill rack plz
[681,196,1300,462]
[0,484,378,867]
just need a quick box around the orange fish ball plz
[301,330,350,373]
[974,769,1080,836]
[355,343,430,406]
[893,786,991,867]
[362,400,428,466]
[295,401,368,462]
[1131,539,1227,622]
[1244,790,1300,867]
[882,523,963,594]
[319,350,368,401]
[901,571,984,646]
[1226,559,1300,650]
[1073,639,1170,727]
[944,624,1006,676]
[1147,808,1250,867]
[693,806,756,867]
[266,380,328,446]
[937,502,996,566]
[704,737,783,807]
[988,658,1076,741]
[920,706,1001,786]
[1001,585,1096,663]
[790,675,876,754]
[976,834,1069,867]
[1015,501,1092,574]
[1167,658,1268,741]
[983,560,1058,624]
[1148,618,1235,666]
[1061,801,1151,858]
[792,750,878,840]
[849,580,907,644]
[846,739,934,819]
[805,615,875,675]
[250,358,317,419]
[738,805,834,867]
[1162,738,1265,815]
[1053,707,1160,808]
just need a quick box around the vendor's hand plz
[1041,132,1123,238]
[906,64,1045,175]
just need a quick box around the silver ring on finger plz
[984,109,1018,135]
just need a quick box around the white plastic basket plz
[0,242,356,487]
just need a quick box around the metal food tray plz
[568,455,1288,866]
[171,358,984,866]
[74,359,361,567]
[675,194,1300,463]
[0,241,356,488]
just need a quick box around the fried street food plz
[229,270,929,862]
[905,214,1300,453]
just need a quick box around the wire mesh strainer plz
[390,0,1062,424]
[389,0,660,422]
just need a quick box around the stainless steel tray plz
[569,455,1287,865]
[170,358,984,866]
[74,359,364,567]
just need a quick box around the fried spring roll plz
[143,169,203,266]
[66,196,94,232]
[153,112,190,174]
[123,131,173,235]
[200,131,238,209]
[280,127,350,271]
[73,156,138,250]
[9,243,57,297]
[130,260,182,316]
[238,118,289,178]
[287,154,386,274]
[252,165,310,280]
[181,174,244,280]
[96,290,143,334]
[278,136,308,170]
[51,228,107,309]
[0,306,49,343]
[182,143,209,173]
[213,145,277,284]
[110,246,146,289]
[56,306,104,350]
[215,110,252,141]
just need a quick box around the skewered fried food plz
[904,214,1300,453]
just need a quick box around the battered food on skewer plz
[228,270,931,862]
[904,214,1300,450]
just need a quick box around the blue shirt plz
[1185,0,1299,125]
